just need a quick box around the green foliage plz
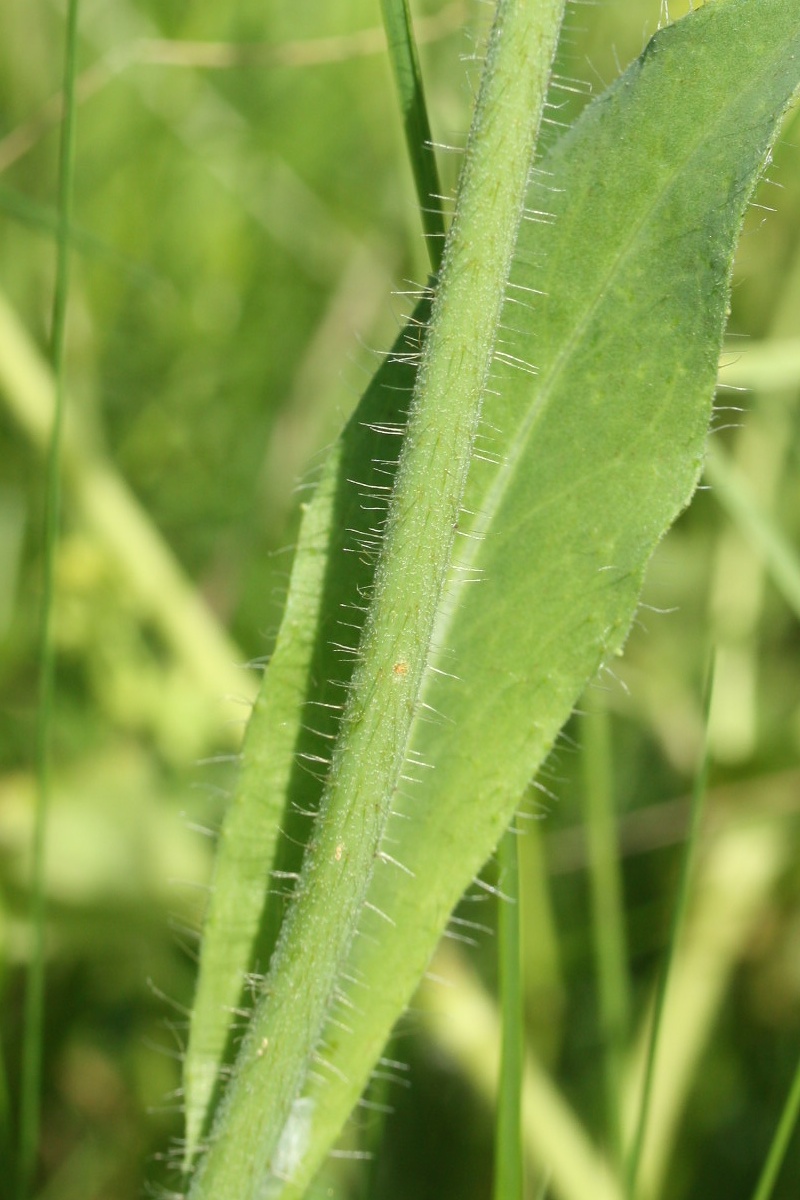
[3,3,800,1200]
[185,4,567,1190]
[184,1,800,1196]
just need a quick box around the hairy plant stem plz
[188,2,565,1196]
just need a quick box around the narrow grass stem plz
[494,823,524,1200]
[420,946,624,1200]
[0,982,11,1176]
[18,1,81,1195]
[625,657,716,1198]
[581,690,630,1173]
[749,1053,800,1200]
[379,0,446,273]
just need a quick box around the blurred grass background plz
[1,1,800,1197]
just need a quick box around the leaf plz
[181,316,426,1164]
[379,0,445,271]
[185,0,567,1183]
[184,0,800,1194]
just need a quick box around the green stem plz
[625,657,715,1198]
[749,1053,800,1200]
[379,0,446,272]
[18,1,81,1195]
[0,969,11,1182]
[189,2,565,1196]
[581,690,630,1173]
[494,824,524,1200]
[419,947,624,1200]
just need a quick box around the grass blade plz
[749,1054,800,1200]
[625,659,715,1197]
[0,971,11,1181]
[380,0,446,272]
[581,690,630,1171]
[419,947,623,1200]
[494,824,524,1200]
[624,817,786,1199]
[18,1,81,1195]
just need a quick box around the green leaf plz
[180,316,427,1167]
[379,0,446,272]
[184,0,800,1194]
[281,6,800,1187]
[185,0,566,1185]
